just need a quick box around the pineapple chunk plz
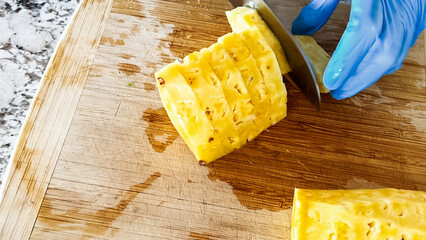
[202,43,258,141]
[238,27,287,125]
[219,33,273,131]
[155,63,223,162]
[295,36,330,93]
[179,52,241,157]
[226,6,291,75]
[292,188,426,240]
[155,27,287,164]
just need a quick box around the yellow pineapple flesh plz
[294,35,330,93]
[226,6,291,75]
[219,33,272,132]
[238,27,287,125]
[292,188,426,240]
[179,52,240,157]
[155,63,223,162]
[155,27,287,164]
[202,43,258,142]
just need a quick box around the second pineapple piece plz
[292,188,426,240]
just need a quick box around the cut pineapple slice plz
[155,63,223,162]
[219,32,272,132]
[178,52,241,159]
[226,6,291,75]
[294,36,330,93]
[202,43,258,141]
[238,27,287,125]
[292,188,426,240]
[155,27,287,164]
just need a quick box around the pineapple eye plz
[232,53,238,62]
[208,137,214,143]
[233,114,238,123]
[234,84,242,94]
[157,77,165,85]
[205,110,212,120]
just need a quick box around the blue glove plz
[292,0,426,99]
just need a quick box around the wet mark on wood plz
[143,83,156,91]
[142,108,178,153]
[130,26,141,35]
[189,232,213,240]
[82,172,161,237]
[100,37,125,46]
[112,0,145,18]
[39,172,161,238]
[206,151,292,211]
[119,33,129,39]
[119,54,133,59]
[39,198,79,231]
[118,63,141,76]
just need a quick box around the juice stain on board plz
[189,231,214,240]
[118,63,141,76]
[38,172,161,238]
[142,107,178,153]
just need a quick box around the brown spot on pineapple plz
[233,114,238,123]
[234,84,242,94]
[233,54,238,62]
[208,137,214,143]
[205,110,212,120]
[157,77,165,85]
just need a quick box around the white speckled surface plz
[0,0,79,185]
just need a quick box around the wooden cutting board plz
[0,0,425,239]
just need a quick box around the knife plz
[229,0,321,110]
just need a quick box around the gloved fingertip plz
[330,89,354,100]
[292,0,340,35]
[292,16,315,35]
[323,67,344,90]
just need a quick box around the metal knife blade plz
[228,0,321,109]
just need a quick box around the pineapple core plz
[292,188,426,240]
[155,27,287,164]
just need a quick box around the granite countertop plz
[0,0,79,185]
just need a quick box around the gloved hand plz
[292,0,426,99]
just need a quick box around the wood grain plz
[0,0,114,239]
[1,0,426,239]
